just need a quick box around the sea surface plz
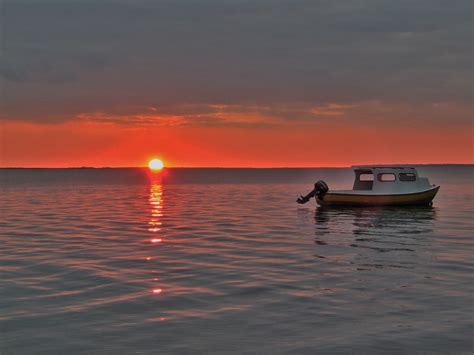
[1,166,473,354]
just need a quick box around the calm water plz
[1,167,473,354]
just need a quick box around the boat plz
[297,166,439,206]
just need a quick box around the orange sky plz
[1,117,472,167]
[1,1,472,167]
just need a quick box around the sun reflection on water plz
[148,174,164,296]
[148,183,163,233]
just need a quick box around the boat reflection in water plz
[313,206,437,270]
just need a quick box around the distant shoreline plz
[1,164,473,169]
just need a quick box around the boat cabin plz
[351,166,433,194]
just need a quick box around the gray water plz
[1,167,473,354]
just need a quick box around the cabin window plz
[378,173,396,182]
[399,173,416,181]
[359,174,374,181]
[353,171,374,190]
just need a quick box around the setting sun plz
[148,158,164,170]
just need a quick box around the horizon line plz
[1,163,473,169]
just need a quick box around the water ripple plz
[0,168,472,353]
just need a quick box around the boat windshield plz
[399,172,417,181]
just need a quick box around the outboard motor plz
[296,180,329,204]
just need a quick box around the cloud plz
[73,100,471,130]
[1,0,472,126]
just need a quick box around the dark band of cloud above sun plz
[0,0,472,166]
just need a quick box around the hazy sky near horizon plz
[1,0,472,167]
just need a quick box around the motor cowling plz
[314,180,329,197]
[296,180,329,204]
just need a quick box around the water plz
[1,167,473,354]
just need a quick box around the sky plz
[0,0,472,167]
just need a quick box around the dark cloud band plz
[1,0,472,125]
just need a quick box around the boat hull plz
[316,186,440,207]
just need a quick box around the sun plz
[148,158,164,171]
